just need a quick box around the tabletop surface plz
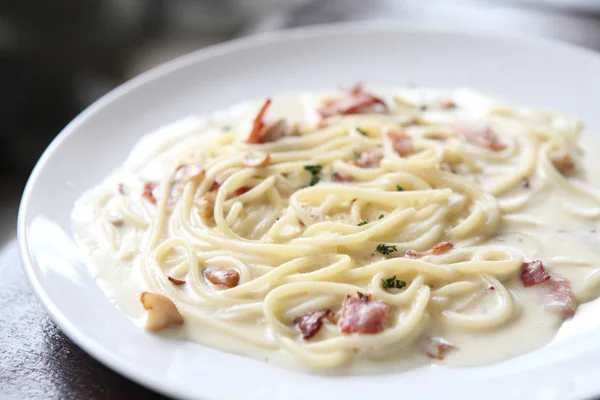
[3,2,600,400]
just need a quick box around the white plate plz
[18,23,600,400]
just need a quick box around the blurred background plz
[2,0,600,243]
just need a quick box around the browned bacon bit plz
[521,261,576,316]
[294,309,334,340]
[210,182,221,192]
[168,276,186,286]
[432,241,454,254]
[140,292,184,332]
[439,100,457,110]
[118,183,126,195]
[142,182,158,205]
[174,164,205,185]
[243,151,271,168]
[388,131,415,157]
[318,84,387,118]
[421,337,457,360]
[339,292,391,334]
[298,219,306,227]
[246,98,272,144]
[455,122,506,151]
[110,218,124,227]
[197,192,215,219]
[351,150,383,168]
[231,186,251,198]
[488,285,496,291]
[331,173,354,182]
[327,312,340,324]
[204,268,240,288]
[544,275,577,317]
[550,151,575,174]
[520,260,551,287]
[262,119,300,143]
[405,241,454,259]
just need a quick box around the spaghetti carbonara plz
[72,86,600,372]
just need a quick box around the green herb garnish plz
[356,127,369,136]
[357,219,369,226]
[304,165,322,175]
[381,275,407,290]
[378,214,384,219]
[375,244,398,255]
[353,149,362,160]
[419,105,428,112]
[304,164,322,186]
[396,185,404,191]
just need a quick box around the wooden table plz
[0,239,166,399]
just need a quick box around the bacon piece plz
[339,292,391,334]
[211,182,221,192]
[118,183,126,195]
[246,99,298,144]
[171,165,205,198]
[205,268,240,288]
[262,119,300,143]
[331,173,354,182]
[140,292,184,332]
[142,182,158,205]
[388,131,415,157]
[550,151,575,174]
[168,276,186,286]
[520,260,551,287]
[232,186,251,198]
[243,151,271,168]
[455,122,506,151]
[294,309,334,340]
[318,84,387,118]
[421,337,457,360]
[174,164,205,185]
[197,192,215,219]
[544,275,576,317]
[351,150,383,168]
[405,241,454,259]
[439,100,457,110]
[109,218,124,227]
[246,99,272,144]
[520,261,576,317]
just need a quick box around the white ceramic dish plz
[18,23,600,400]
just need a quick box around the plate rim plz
[17,21,600,400]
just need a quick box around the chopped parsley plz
[378,214,384,219]
[353,149,362,160]
[375,244,398,255]
[396,185,404,191]
[304,165,322,175]
[419,105,428,111]
[304,164,322,186]
[381,275,407,290]
[357,219,369,226]
[356,127,369,136]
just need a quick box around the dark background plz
[2,1,600,399]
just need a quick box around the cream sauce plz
[72,88,600,373]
